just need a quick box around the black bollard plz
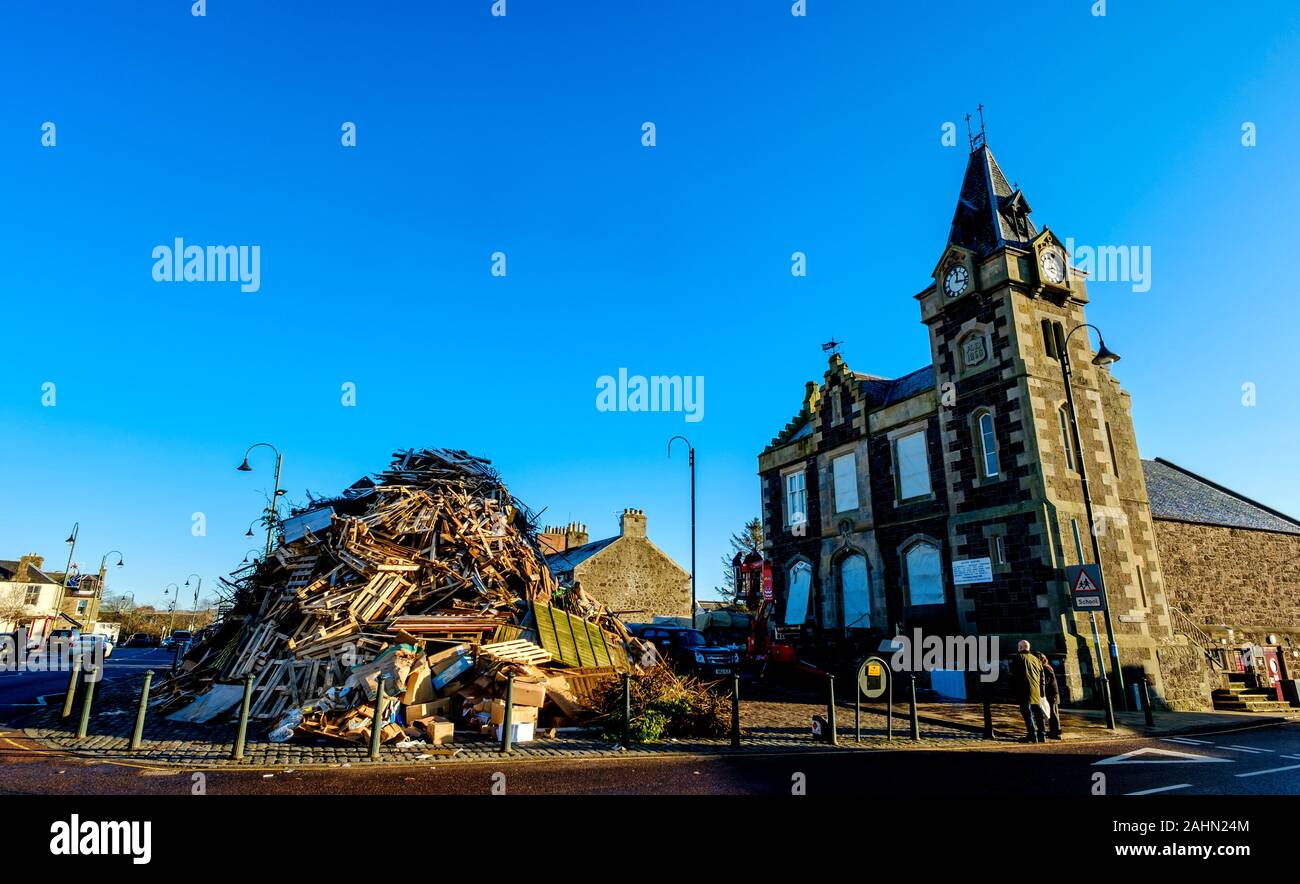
[369,673,387,761]
[1141,677,1155,727]
[1100,675,1116,730]
[500,675,515,753]
[130,670,154,751]
[622,672,632,746]
[908,675,920,741]
[730,675,741,749]
[982,693,994,739]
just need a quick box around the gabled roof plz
[948,145,1038,257]
[762,366,936,454]
[544,536,620,576]
[0,560,59,584]
[1142,458,1300,536]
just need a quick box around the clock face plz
[1040,249,1066,285]
[943,265,969,297]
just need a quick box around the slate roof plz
[544,536,620,576]
[1142,458,1300,536]
[0,560,59,584]
[948,145,1038,257]
[764,366,936,454]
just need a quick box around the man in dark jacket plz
[1038,652,1063,740]
[1009,640,1046,743]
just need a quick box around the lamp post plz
[668,436,696,624]
[241,549,263,565]
[54,523,80,622]
[184,574,203,632]
[163,584,179,637]
[1055,322,1126,710]
[95,550,124,623]
[237,443,284,557]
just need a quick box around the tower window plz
[1106,421,1120,478]
[1058,405,1078,472]
[1041,319,1057,359]
[976,410,999,478]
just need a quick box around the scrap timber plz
[160,448,656,746]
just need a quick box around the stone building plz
[755,139,1256,710]
[542,509,691,621]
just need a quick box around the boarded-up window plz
[832,452,859,512]
[784,561,812,625]
[905,543,944,606]
[896,430,931,500]
[840,553,870,629]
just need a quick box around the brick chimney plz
[15,553,43,583]
[538,526,565,555]
[619,508,647,539]
[565,522,589,549]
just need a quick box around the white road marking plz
[1094,747,1232,765]
[1126,783,1193,795]
[1236,764,1300,778]
[1165,737,1212,745]
[1222,746,1269,754]
[1281,754,1300,761]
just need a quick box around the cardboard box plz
[431,654,475,692]
[488,699,538,725]
[403,661,435,705]
[506,679,546,708]
[493,721,534,743]
[413,715,455,745]
[404,698,451,722]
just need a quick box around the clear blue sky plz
[2,1,1298,610]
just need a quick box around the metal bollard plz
[827,673,837,746]
[172,643,182,673]
[1141,677,1155,727]
[500,675,515,753]
[730,675,741,749]
[369,673,387,761]
[1100,676,1116,730]
[982,694,994,739]
[130,670,154,751]
[908,675,920,741]
[75,663,98,739]
[622,672,631,746]
[231,673,254,760]
[61,656,81,721]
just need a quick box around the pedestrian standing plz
[1038,652,1062,740]
[1009,639,1046,743]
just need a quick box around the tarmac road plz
[3,719,1298,797]
[0,647,172,724]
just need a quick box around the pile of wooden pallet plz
[159,447,644,743]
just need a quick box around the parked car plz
[163,630,193,651]
[123,632,161,648]
[629,624,741,679]
[75,633,113,659]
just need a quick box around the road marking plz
[1281,754,1300,761]
[1222,746,1268,754]
[1164,738,1211,746]
[1236,764,1300,778]
[1094,747,1232,765]
[1125,783,1193,795]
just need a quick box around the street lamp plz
[241,548,263,565]
[184,574,202,632]
[54,522,80,622]
[94,550,124,622]
[1055,322,1125,718]
[238,443,284,557]
[668,436,697,625]
[163,583,179,637]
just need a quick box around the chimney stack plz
[16,553,43,583]
[619,508,647,539]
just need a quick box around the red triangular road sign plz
[1073,569,1099,593]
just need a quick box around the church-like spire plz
[947,144,1038,257]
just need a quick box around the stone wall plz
[575,536,691,621]
[1154,518,1300,644]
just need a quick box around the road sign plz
[1067,564,1107,611]
[858,655,890,699]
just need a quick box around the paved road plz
[0,647,171,724]
[3,718,1298,796]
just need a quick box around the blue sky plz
[2,1,1299,609]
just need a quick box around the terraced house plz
[757,140,1300,711]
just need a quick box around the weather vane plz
[966,103,986,151]
[821,337,843,356]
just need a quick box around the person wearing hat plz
[1010,639,1046,743]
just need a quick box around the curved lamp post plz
[184,573,202,632]
[54,522,80,621]
[95,550,124,620]
[163,584,180,637]
[1055,322,1124,718]
[237,443,285,557]
[668,436,697,624]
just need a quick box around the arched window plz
[904,542,944,607]
[976,409,999,478]
[783,560,812,626]
[839,553,870,629]
[1058,405,1077,472]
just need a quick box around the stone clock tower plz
[913,140,1210,708]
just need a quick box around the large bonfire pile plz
[159,448,671,747]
